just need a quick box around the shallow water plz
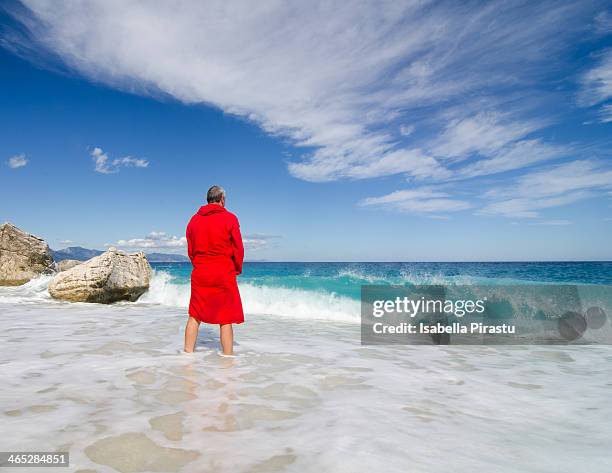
[1,301,611,473]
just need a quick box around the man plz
[184,185,244,355]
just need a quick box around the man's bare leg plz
[184,316,200,353]
[220,324,234,355]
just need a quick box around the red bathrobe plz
[186,204,244,324]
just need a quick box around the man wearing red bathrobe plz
[184,185,244,355]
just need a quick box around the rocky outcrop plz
[57,259,83,272]
[48,248,151,303]
[0,222,55,286]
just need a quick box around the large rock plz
[57,259,83,272]
[48,248,151,303]
[0,222,55,286]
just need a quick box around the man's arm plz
[186,222,195,263]
[230,216,244,274]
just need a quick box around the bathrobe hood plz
[197,204,226,217]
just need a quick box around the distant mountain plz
[52,246,104,261]
[52,246,189,263]
[146,253,189,262]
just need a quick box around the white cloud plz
[310,148,451,181]
[457,139,568,179]
[360,187,471,215]
[578,49,612,121]
[577,38,612,123]
[479,193,590,218]
[399,125,415,137]
[109,231,186,250]
[7,153,28,169]
[481,160,612,218]
[90,147,149,174]
[5,0,595,182]
[59,239,74,245]
[598,103,612,123]
[432,113,544,162]
[108,230,278,252]
[485,160,612,199]
[594,11,612,35]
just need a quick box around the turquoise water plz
[152,261,612,300]
[138,261,612,324]
[2,260,611,325]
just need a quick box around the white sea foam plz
[338,267,478,286]
[1,301,611,473]
[398,270,477,286]
[336,267,388,283]
[0,274,54,303]
[0,271,360,322]
[138,270,189,307]
[239,283,359,323]
[139,271,360,323]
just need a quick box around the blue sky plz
[0,0,611,261]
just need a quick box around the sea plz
[1,262,611,472]
[3,261,612,318]
[142,261,612,323]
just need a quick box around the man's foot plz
[217,351,236,358]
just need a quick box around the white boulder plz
[49,248,151,303]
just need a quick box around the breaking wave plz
[0,275,54,304]
[0,271,360,322]
[139,271,360,323]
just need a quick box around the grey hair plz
[206,185,226,203]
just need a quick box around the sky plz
[0,0,611,261]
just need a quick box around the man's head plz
[207,185,226,206]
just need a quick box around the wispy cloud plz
[480,160,612,218]
[578,48,612,122]
[360,187,471,215]
[597,103,612,123]
[425,110,567,180]
[399,125,415,137]
[90,147,149,174]
[536,219,572,226]
[4,0,597,183]
[7,153,28,168]
[5,1,611,226]
[243,233,281,251]
[594,11,612,35]
[456,139,568,179]
[479,193,590,219]
[431,112,545,162]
